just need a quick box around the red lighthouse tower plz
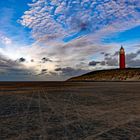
[119,46,125,69]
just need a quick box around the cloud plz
[31,59,34,62]
[20,0,140,42]
[41,57,52,63]
[89,60,106,66]
[126,50,140,67]
[0,34,12,45]
[0,54,35,81]
[55,67,89,77]
[38,69,47,75]
[89,61,101,66]
[99,49,140,68]
[18,57,26,62]
[105,57,118,66]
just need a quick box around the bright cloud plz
[0,34,12,45]
[20,0,140,41]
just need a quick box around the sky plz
[0,0,140,81]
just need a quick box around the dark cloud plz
[105,57,118,66]
[31,59,34,62]
[41,57,52,63]
[100,61,106,66]
[38,69,47,75]
[55,67,89,76]
[127,53,137,61]
[137,50,140,54]
[101,52,105,55]
[42,69,47,72]
[90,51,119,67]
[102,51,119,66]
[18,57,26,62]
[127,59,140,67]
[89,60,106,66]
[0,55,34,81]
[55,68,62,71]
[126,50,140,67]
[104,53,110,57]
[89,61,101,66]
[80,22,89,31]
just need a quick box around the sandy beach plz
[0,82,139,140]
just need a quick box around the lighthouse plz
[119,46,126,69]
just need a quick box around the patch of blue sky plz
[63,28,91,42]
[0,0,33,45]
[102,26,140,44]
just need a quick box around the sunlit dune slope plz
[68,68,140,81]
